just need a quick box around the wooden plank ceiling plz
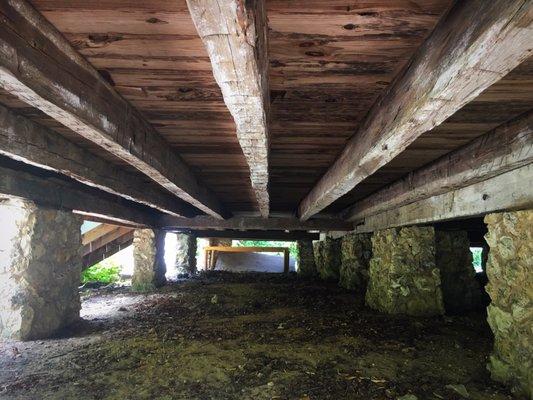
[2,0,530,217]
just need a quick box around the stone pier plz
[435,230,482,313]
[0,198,82,340]
[339,233,372,292]
[313,237,341,281]
[296,240,316,277]
[366,226,444,316]
[131,229,166,291]
[484,210,532,398]
[175,233,197,274]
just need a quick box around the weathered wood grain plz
[343,111,533,222]
[298,0,533,220]
[0,103,198,217]
[0,0,228,218]
[187,0,270,216]
[352,164,533,233]
[179,229,319,241]
[159,215,353,232]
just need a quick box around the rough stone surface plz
[296,240,316,277]
[132,229,166,291]
[0,198,82,340]
[435,230,482,313]
[339,233,372,291]
[175,233,197,274]
[208,238,232,247]
[484,210,532,398]
[366,226,444,316]
[313,237,341,281]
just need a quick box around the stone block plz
[313,237,341,281]
[132,229,166,291]
[339,233,372,291]
[484,210,532,398]
[0,198,82,340]
[176,233,197,274]
[296,240,316,277]
[365,226,444,316]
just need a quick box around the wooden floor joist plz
[187,0,270,217]
[159,215,353,232]
[178,229,319,241]
[0,157,157,227]
[343,110,533,222]
[0,0,228,219]
[353,164,533,233]
[0,104,198,218]
[298,0,533,220]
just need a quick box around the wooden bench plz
[204,246,290,274]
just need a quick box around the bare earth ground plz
[0,272,513,400]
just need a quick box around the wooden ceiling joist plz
[0,104,198,218]
[353,164,533,233]
[0,157,157,227]
[177,229,319,241]
[0,0,228,219]
[344,110,533,222]
[297,0,533,220]
[187,0,270,217]
[159,215,353,232]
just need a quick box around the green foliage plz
[233,240,297,259]
[82,259,121,284]
[470,247,483,272]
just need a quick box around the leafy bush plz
[81,259,121,284]
[470,247,483,273]
[233,240,297,259]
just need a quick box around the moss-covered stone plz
[132,229,166,291]
[435,230,482,313]
[366,226,444,316]
[339,233,372,291]
[313,237,341,281]
[0,198,82,340]
[484,210,532,398]
[296,240,316,277]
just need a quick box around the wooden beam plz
[82,223,119,246]
[352,164,533,233]
[178,229,318,241]
[159,215,353,231]
[187,0,270,216]
[0,104,198,218]
[298,0,533,220]
[0,156,157,227]
[344,110,533,222]
[0,0,228,219]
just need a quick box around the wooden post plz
[283,250,290,275]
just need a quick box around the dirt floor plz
[0,272,514,400]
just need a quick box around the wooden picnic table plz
[204,246,290,274]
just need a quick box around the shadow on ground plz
[0,272,513,400]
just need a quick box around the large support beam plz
[0,157,157,227]
[344,110,533,222]
[181,229,319,241]
[187,0,270,216]
[298,0,532,220]
[0,104,197,218]
[159,215,353,232]
[353,164,533,233]
[0,0,227,219]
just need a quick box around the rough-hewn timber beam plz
[0,157,157,227]
[344,110,533,222]
[176,229,319,241]
[83,230,134,270]
[187,0,270,217]
[298,0,532,220]
[0,0,228,219]
[0,104,198,218]
[159,215,353,231]
[352,164,533,233]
